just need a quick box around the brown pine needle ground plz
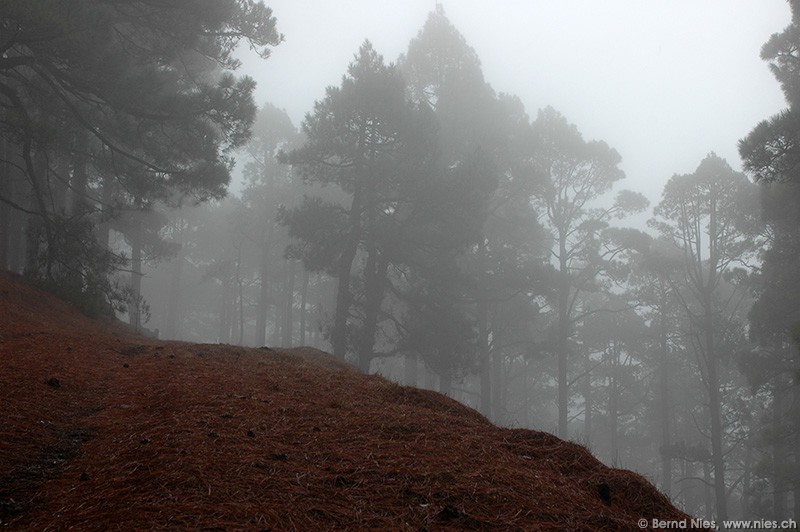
[0,271,697,530]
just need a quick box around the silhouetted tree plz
[281,41,442,370]
[531,106,647,438]
[739,0,800,516]
[649,153,761,521]
[401,6,550,409]
[0,0,281,312]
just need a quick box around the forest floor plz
[0,271,697,530]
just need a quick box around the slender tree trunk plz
[0,137,9,270]
[492,345,505,425]
[129,209,143,330]
[219,275,232,343]
[24,150,47,276]
[609,345,619,465]
[358,250,387,372]
[282,259,295,347]
[439,369,452,396]
[256,224,272,346]
[703,461,714,520]
[236,251,244,345]
[583,350,592,444]
[742,432,752,520]
[164,243,183,339]
[331,187,361,360]
[772,372,788,519]
[557,242,570,438]
[97,174,113,250]
[404,352,418,386]
[299,268,309,344]
[476,239,492,418]
[658,300,672,496]
[703,294,727,521]
[69,135,89,216]
[682,457,698,516]
[794,361,800,522]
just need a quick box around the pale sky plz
[236,1,790,207]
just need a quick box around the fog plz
[1,1,798,525]
[236,0,788,204]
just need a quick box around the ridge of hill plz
[0,271,696,530]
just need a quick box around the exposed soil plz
[0,271,698,530]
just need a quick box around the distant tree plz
[400,6,550,410]
[0,1,281,312]
[281,41,443,370]
[531,106,647,438]
[239,103,300,346]
[649,153,761,521]
[626,236,685,496]
[739,0,800,517]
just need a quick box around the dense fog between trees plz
[1,1,799,523]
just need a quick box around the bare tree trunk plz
[741,433,752,520]
[357,250,387,372]
[332,202,360,360]
[583,352,592,444]
[129,208,143,330]
[476,239,492,418]
[299,268,309,344]
[280,260,295,346]
[658,304,672,496]
[23,151,47,276]
[703,461,714,520]
[772,372,788,519]
[609,345,619,465]
[164,248,183,339]
[703,297,727,521]
[404,352,418,387]
[219,275,232,344]
[97,174,113,250]
[236,250,244,346]
[255,225,272,346]
[492,347,505,425]
[555,228,571,438]
[0,138,9,269]
[439,369,452,396]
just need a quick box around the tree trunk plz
[358,250,387,372]
[236,251,244,345]
[0,137,9,270]
[331,188,361,360]
[703,461,714,520]
[772,372,788,519]
[97,174,113,250]
[129,212,143,330]
[476,239,492,418]
[583,352,592,444]
[218,273,232,344]
[404,352,418,387]
[282,260,295,347]
[299,268,309,344]
[609,345,619,465]
[741,433,752,520]
[658,301,672,496]
[439,369,452,396]
[256,224,273,346]
[164,244,183,339]
[557,251,570,438]
[492,346,505,425]
[703,297,727,521]
[23,151,47,276]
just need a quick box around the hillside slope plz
[0,272,693,530]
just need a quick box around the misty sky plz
[237,1,790,205]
